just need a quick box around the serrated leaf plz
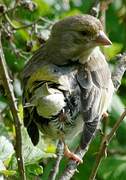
[22,128,44,164]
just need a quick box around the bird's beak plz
[95,30,112,45]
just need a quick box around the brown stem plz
[48,140,64,180]
[0,31,26,180]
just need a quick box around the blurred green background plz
[0,0,126,179]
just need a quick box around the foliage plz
[0,0,126,180]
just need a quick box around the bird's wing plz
[77,65,101,149]
[23,63,79,145]
[77,48,114,149]
[23,46,47,79]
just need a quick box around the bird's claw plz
[69,153,83,164]
[64,145,83,164]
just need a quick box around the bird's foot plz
[64,145,83,164]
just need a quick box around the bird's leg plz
[63,142,83,163]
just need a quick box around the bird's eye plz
[80,30,90,36]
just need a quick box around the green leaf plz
[26,163,43,176]
[0,170,16,176]
[110,94,125,118]
[15,0,52,21]
[98,156,126,180]
[0,160,6,180]
[4,48,25,72]
[22,127,55,165]
[0,123,9,137]
[14,29,30,48]
[103,43,123,59]
[22,128,44,165]
[0,96,8,112]
[0,136,14,161]
[61,9,81,18]
[110,94,126,145]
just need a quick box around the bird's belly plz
[37,112,83,141]
[98,80,114,116]
[65,114,83,140]
[33,82,81,140]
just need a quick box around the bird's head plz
[49,15,111,63]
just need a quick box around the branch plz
[89,0,100,17]
[3,13,53,31]
[48,140,64,180]
[89,109,126,180]
[112,53,126,90]
[59,145,88,180]
[0,31,26,180]
[107,149,126,156]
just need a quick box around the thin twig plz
[49,140,64,180]
[0,3,20,18]
[4,13,34,30]
[0,31,26,180]
[89,109,126,180]
[89,0,100,17]
[3,13,53,30]
[112,53,126,90]
[59,146,88,180]
[107,149,126,156]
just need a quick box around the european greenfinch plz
[23,15,114,163]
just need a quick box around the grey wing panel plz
[76,66,101,120]
[77,66,101,149]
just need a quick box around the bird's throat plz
[78,47,96,64]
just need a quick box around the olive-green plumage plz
[23,14,114,162]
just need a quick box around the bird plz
[22,14,114,163]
